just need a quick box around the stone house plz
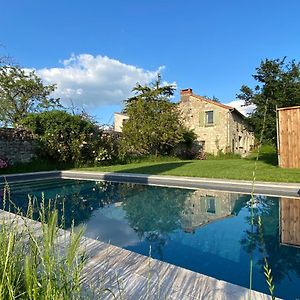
[114,88,254,155]
[114,112,129,133]
[180,189,241,233]
[178,88,254,155]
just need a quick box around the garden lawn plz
[77,158,300,183]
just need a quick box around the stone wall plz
[178,92,230,154]
[180,189,240,233]
[229,112,255,155]
[114,113,129,132]
[0,128,36,164]
[178,89,255,155]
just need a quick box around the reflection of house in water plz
[280,197,300,247]
[180,190,241,233]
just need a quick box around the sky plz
[1,0,300,124]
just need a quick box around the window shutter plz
[199,111,205,127]
[214,111,219,126]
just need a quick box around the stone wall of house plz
[178,89,254,155]
[180,189,240,233]
[228,112,255,155]
[178,92,230,154]
[114,113,129,132]
[0,128,36,165]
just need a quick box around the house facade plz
[114,112,129,133]
[113,88,254,155]
[180,189,241,233]
[178,88,254,155]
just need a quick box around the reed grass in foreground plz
[0,183,87,300]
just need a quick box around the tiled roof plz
[181,91,245,118]
[189,93,234,110]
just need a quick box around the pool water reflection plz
[1,178,300,299]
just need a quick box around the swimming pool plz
[1,178,300,299]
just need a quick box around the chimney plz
[180,88,192,102]
[180,88,193,95]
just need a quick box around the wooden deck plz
[0,209,273,299]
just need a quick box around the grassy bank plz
[0,160,72,175]
[2,146,300,183]
[77,148,300,183]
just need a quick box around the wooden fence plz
[277,106,300,168]
[280,197,300,247]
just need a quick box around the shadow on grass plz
[0,160,72,175]
[113,161,191,175]
[247,151,278,166]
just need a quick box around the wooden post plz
[276,106,281,167]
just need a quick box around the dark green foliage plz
[121,74,195,157]
[238,58,300,144]
[122,184,189,239]
[203,95,220,103]
[0,159,71,174]
[0,65,59,127]
[172,129,199,159]
[21,110,104,165]
[246,144,278,166]
[206,151,241,160]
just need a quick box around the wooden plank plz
[279,110,287,167]
[0,209,272,300]
[295,108,300,168]
[278,110,282,167]
[281,198,300,246]
[277,107,300,168]
[291,109,296,168]
[287,109,292,168]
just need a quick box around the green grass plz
[2,146,300,183]
[0,160,72,175]
[77,148,300,183]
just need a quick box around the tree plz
[237,58,300,144]
[203,95,220,103]
[0,65,59,127]
[121,74,189,156]
[0,44,12,66]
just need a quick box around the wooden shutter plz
[199,111,205,127]
[214,110,219,126]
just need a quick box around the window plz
[205,111,214,125]
[206,197,216,214]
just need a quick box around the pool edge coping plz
[1,170,299,198]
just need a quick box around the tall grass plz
[248,99,276,299]
[0,182,87,300]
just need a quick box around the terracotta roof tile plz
[190,93,234,110]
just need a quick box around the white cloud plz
[227,99,256,116]
[35,54,165,108]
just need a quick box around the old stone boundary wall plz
[0,128,36,164]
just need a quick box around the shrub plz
[21,110,110,166]
[173,130,199,159]
[206,150,241,160]
[0,158,8,169]
[95,131,121,165]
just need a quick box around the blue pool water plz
[1,178,300,299]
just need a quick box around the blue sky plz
[1,0,300,124]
